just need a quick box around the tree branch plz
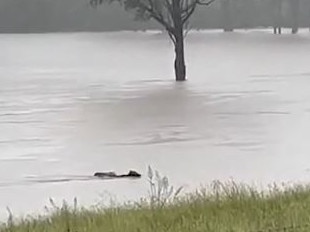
[197,0,216,6]
[168,31,176,45]
[141,0,175,34]
[181,0,216,24]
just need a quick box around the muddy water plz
[1,30,310,219]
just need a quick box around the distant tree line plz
[0,0,309,33]
[200,0,310,34]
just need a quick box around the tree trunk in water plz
[291,0,299,34]
[309,4,310,32]
[172,0,186,81]
[174,32,186,81]
[309,2,310,31]
[222,0,233,32]
[273,0,282,34]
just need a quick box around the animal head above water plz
[127,170,141,177]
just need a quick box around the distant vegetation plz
[0,0,309,33]
[2,169,310,232]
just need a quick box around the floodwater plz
[1,29,310,219]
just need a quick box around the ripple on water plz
[0,174,123,188]
[213,140,264,151]
[0,138,50,145]
[0,156,38,162]
[105,124,202,146]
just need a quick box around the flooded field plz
[1,29,310,219]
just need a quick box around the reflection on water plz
[1,30,310,219]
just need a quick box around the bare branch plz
[197,0,216,6]
[164,0,173,15]
[181,2,197,24]
[184,19,193,37]
[139,0,175,34]
[168,31,176,45]
[181,0,216,24]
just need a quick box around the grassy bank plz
[2,171,310,232]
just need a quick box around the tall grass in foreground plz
[2,168,310,232]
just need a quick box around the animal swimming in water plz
[94,170,141,178]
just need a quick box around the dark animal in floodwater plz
[94,171,117,178]
[94,170,141,178]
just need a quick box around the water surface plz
[1,29,310,219]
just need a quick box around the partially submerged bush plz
[147,166,183,208]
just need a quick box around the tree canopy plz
[90,0,215,39]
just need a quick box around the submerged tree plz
[90,0,215,81]
[221,0,233,32]
[290,0,300,34]
[272,0,283,34]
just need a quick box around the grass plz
[2,168,310,232]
